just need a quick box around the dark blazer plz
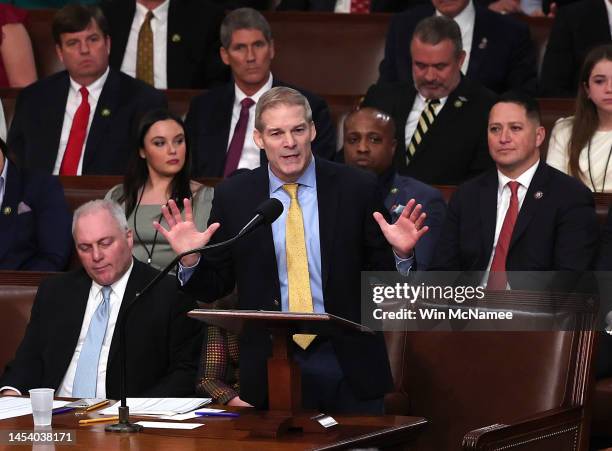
[378,3,537,95]
[0,260,203,398]
[540,0,611,97]
[182,158,395,408]
[276,0,427,13]
[385,172,446,270]
[429,162,598,272]
[101,0,228,89]
[0,160,71,271]
[363,77,496,185]
[7,69,166,175]
[185,78,337,177]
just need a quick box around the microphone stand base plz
[105,406,143,433]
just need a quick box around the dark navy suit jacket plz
[384,172,446,270]
[185,78,337,177]
[378,3,537,95]
[0,160,72,271]
[8,69,166,175]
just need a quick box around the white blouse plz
[546,116,612,192]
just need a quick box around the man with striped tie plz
[364,15,496,185]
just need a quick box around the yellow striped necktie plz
[406,98,441,164]
[283,183,316,350]
[136,10,154,86]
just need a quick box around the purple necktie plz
[224,97,255,177]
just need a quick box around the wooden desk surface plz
[0,407,426,450]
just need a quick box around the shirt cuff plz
[394,250,414,276]
[177,256,200,286]
[0,386,22,395]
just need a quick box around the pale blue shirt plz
[268,156,324,313]
[179,157,325,314]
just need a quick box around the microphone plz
[106,197,284,433]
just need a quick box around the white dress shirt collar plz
[606,0,612,34]
[69,66,110,103]
[135,0,170,22]
[234,72,273,106]
[496,159,540,196]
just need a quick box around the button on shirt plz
[120,0,169,89]
[269,157,325,313]
[404,94,447,150]
[230,73,274,171]
[56,261,134,398]
[53,68,110,175]
[436,0,475,74]
[484,160,539,275]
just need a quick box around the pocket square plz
[17,201,32,214]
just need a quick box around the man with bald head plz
[343,107,446,269]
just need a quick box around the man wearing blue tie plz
[0,199,202,398]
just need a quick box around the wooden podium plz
[187,309,373,437]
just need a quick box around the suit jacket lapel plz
[0,161,22,261]
[107,260,152,367]
[108,2,134,69]
[509,161,547,250]
[395,88,417,169]
[41,74,70,171]
[479,169,498,266]
[315,158,339,289]
[50,269,92,388]
[166,0,185,88]
[467,6,487,79]
[213,83,236,172]
[410,79,467,163]
[82,70,120,172]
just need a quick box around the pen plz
[82,400,110,412]
[195,411,239,418]
[52,407,75,415]
[78,416,119,425]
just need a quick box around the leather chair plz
[383,290,597,450]
[0,272,54,374]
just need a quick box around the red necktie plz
[224,97,255,178]
[60,87,90,176]
[487,181,520,290]
[350,0,371,13]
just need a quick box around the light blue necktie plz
[72,286,112,398]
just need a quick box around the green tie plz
[136,10,154,86]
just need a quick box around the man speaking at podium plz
[157,87,408,413]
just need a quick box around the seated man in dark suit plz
[378,0,537,95]
[0,199,202,398]
[343,106,446,269]
[0,138,72,271]
[377,92,598,284]
[158,87,405,413]
[185,8,336,178]
[100,0,228,89]
[540,0,612,97]
[364,16,496,185]
[8,5,166,176]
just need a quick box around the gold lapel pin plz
[3,206,11,215]
[454,100,463,108]
[171,34,181,43]
[390,188,398,194]
[101,108,111,117]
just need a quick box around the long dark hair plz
[568,44,612,181]
[120,109,193,217]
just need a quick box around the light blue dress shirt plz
[268,157,325,313]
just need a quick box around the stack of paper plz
[0,397,70,420]
[100,398,212,417]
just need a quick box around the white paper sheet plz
[0,398,70,420]
[100,398,211,416]
[135,421,203,430]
